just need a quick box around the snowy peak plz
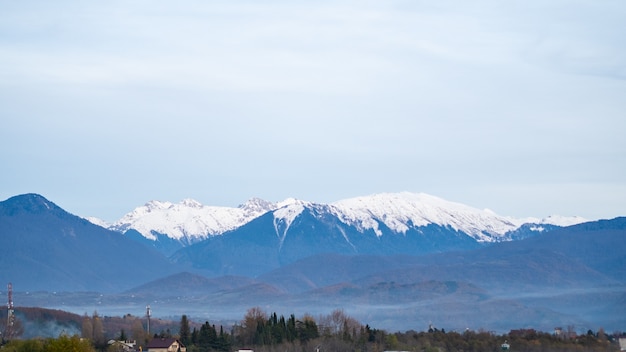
[238,197,276,215]
[110,198,275,242]
[273,201,307,224]
[145,200,174,211]
[272,199,315,243]
[330,192,521,241]
[180,198,203,208]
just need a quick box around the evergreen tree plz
[198,321,219,350]
[179,315,191,347]
[296,318,319,343]
[209,324,219,350]
[216,325,229,352]
[191,327,199,346]
[287,314,297,342]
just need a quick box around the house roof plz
[146,338,184,348]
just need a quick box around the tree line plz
[1,306,623,351]
[131,307,625,352]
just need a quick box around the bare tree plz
[318,309,361,340]
[92,311,105,347]
[81,314,93,340]
[240,306,268,346]
[131,318,147,345]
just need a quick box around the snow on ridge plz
[331,192,519,241]
[540,215,588,227]
[239,197,278,217]
[180,198,203,208]
[276,197,308,208]
[85,216,110,228]
[110,192,592,244]
[518,215,588,227]
[111,198,275,241]
[273,201,308,245]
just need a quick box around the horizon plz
[0,191,611,224]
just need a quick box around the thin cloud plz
[0,0,624,221]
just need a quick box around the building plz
[146,337,186,352]
[618,337,626,351]
[107,340,137,352]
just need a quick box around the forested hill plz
[0,307,179,341]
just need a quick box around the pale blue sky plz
[2,0,625,222]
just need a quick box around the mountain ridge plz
[93,192,588,250]
[0,194,181,292]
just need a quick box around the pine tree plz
[199,321,218,350]
[119,329,127,341]
[287,314,297,342]
[191,327,199,345]
[179,315,191,346]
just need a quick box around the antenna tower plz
[5,283,15,340]
[146,305,151,336]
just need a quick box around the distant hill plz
[257,218,626,292]
[119,217,625,333]
[125,271,260,296]
[0,194,182,292]
[494,217,626,280]
[0,306,82,339]
[0,306,181,340]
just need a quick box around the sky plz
[1,0,625,222]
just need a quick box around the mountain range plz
[94,192,587,277]
[0,193,624,334]
[98,192,585,256]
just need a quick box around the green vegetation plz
[1,306,621,351]
[217,309,619,352]
[1,335,95,352]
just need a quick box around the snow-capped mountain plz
[169,193,593,277]
[329,192,519,242]
[105,192,588,249]
[327,193,588,242]
[108,197,276,244]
